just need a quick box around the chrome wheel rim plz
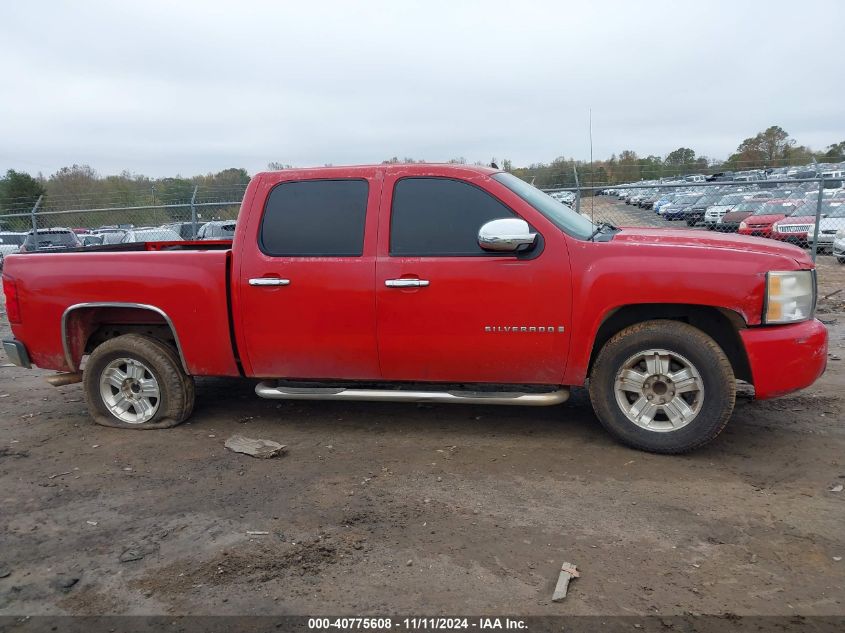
[98,358,160,424]
[614,348,704,432]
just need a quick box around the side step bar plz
[255,382,569,406]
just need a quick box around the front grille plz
[822,229,837,235]
[778,226,810,233]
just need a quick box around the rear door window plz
[259,179,368,256]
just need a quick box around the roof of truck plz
[256,163,500,180]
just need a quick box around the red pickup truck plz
[1,165,829,453]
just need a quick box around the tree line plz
[0,166,250,214]
[2,125,842,217]
[509,127,844,189]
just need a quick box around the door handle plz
[249,278,290,286]
[385,279,429,288]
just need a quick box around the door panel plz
[375,174,572,384]
[238,176,381,379]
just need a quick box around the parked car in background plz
[197,220,237,240]
[807,203,845,253]
[19,228,82,253]
[738,200,800,238]
[771,202,823,246]
[163,222,198,240]
[804,189,840,201]
[719,201,766,232]
[94,230,127,245]
[81,234,104,247]
[639,191,664,209]
[771,200,845,246]
[749,191,775,200]
[704,193,751,228]
[684,193,725,226]
[120,228,184,244]
[821,170,843,189]
[660,194,704,220]
[833,229,845,264]
[549,191,576,206]
[653,194,680,214]
[0,232,26,257]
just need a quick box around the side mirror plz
[478,218,537,252]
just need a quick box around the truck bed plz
[3,247,240,376]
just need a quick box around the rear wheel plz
[83,334,195,429]
[588,320,735,454]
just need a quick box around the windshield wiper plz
[589,222,617,241]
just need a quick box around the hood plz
[611,227,812,264]
[775,215,816,225]
[721,210,753,222]
[744,214,787,225]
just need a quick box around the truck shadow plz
[191,376,611,444]
[187,377,834,464]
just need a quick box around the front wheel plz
[83,334,195,429]
[588,320,735,454]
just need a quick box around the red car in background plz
[771,201,832,246]
[738,200,800,238]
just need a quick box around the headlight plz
[837,228,845,239]
[739,221,748,230]
[764,271,815,324]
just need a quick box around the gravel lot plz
[1,205,843,617]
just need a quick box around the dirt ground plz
[0,206,843,617]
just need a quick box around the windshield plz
[698,194,723,205]
[492,173,595,240]
[752,202,797,216]
[23,231,79,248]
[824,203,845,218]
[733,201,764,213]
[718,194,746,205]
[789,203,815,216]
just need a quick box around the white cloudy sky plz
[1,0,842,177]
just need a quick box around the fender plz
[61,302,189,373]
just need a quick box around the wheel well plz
[63,305,186,373]
[588,304,752,382]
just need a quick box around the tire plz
[588,320,735,454]
[838,257,845,265]
[83,334,195,429]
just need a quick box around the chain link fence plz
[0,184,246,253]
[544,172,845,263]
[2,169,844,264]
